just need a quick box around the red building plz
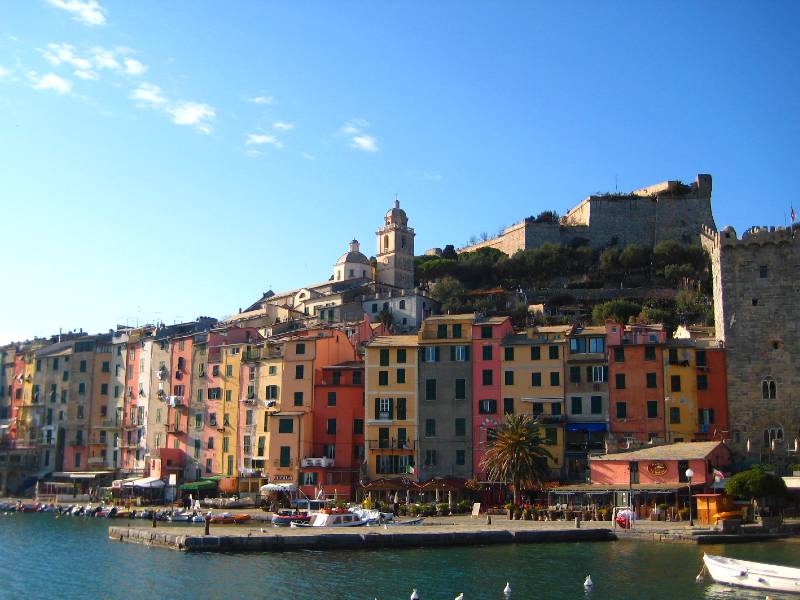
[471,316,514,479]
[300,361,364,500]
[606,322,668,448]
[166,332,193,455]
[695,342,729,441]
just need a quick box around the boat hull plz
[704,554,800,593]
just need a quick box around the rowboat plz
[208,513,250,524]
[703,554,800,593]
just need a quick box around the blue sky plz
[1,1,799,343]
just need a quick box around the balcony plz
[302,457,335,468]
[368,440,415,452]
[87,457,105,465]
[100,418,120,428]
[240,396,258,405]
[168,396,184,407]
[88,438,107,446]
[243,349,262,362]
[532,413,566,424]
[166,422,185,434]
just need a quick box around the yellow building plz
[364,335,418,480]
[500,325,570,478]
[664,341,698,443]
[219,341,244,476]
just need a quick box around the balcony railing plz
[243,350,262,361]
[367,440,415,451]
[301,457,335,468]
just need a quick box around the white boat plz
[301,509,368,527]
[703,553,800,593]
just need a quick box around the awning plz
[125,476,165,489]
[260,483,297,493]
[565,423,608,433]
[52,471,113,480]
[112,477,139,489]
[180,479,218,491]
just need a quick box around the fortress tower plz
[376,200,415,289]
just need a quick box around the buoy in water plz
[584,575,593,589]
[410,589,419,600]
[504,582,511,595]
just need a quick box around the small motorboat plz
[168,511,194,522]
[301,508,368,528]
[389,517,425,526]
[271,509,312,527]
[115,510,133,519]
[208,513,251,524]
[703,554,800,593]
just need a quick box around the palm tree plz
[481,413,553,506]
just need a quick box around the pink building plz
[471,316,514,479]
[589,441,731,487]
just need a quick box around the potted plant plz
[522,507,532,520]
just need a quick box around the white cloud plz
[273,120,294,131]
[301,152,316,161]
[247,95,274,105]
[74,69,99,80]
[337,118,369,137]
[124,58,146,76]
[41,43,92,70]
[46,0,106,26]
[246,133,282,148]
[351,134,379,153]
[167,101,215,133]
[245,149,262,157]
[0,65,11,79]
[92,47,120,70]
[130,82,166,105]
[30,72,72,94]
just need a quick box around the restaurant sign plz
[647,461,668,476]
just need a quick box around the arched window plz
[384,235,389,250]
[401,236,406,249]
[763,425,784,447]
[761,377,777,400]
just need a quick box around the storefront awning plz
[565,423,608,433]
[180,479,218,491]
[124,476,165,489]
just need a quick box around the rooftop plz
[591,441,724,462]
[368,335,419,348]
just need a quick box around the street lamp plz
[685,468,694,526]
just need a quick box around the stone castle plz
[459,173,716,254]
[702,223,800,460]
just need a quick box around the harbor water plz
[1,513,798,599]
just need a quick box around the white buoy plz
[455,594,464,600]
[410,589,419,600]
[504,582,511,595]
[584,575,593,589]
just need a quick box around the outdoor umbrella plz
[448,490,453,511]
[435,488,440,503]
[405,489,410,505]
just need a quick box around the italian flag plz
[406,465,415,475]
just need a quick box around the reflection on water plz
[0,514,796,600]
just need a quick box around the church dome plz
[335,240,370,266]
[384,199,408,226]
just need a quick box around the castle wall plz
[709,226,800,457]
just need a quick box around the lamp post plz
[685,468,694,526]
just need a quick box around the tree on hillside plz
[430,276,467,314]
[481,414,553,506]
[592,300,642,325]
[619,244,652,276]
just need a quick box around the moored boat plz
[208,513,251,524]
[271,509,312,527]
[703,554,800,593]
[301,508,368,527]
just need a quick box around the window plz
[209,413,217,426]
[452,378,465,400]
[74,453,81,468]
[268,365,277,375]
[455,418,466,436]
[423,347,439,362]
[698,408,715,425]
[193,439,201,458]
[100,383,108,395]
[225,364,233,377]
[531,346,541,360]
[101,361,110,373]
[379,349,390,366]
[223,413,230,426]
[481,325,492,339]
[590,395,602,414]
[156,408,162,424]
[425,379,436,400]
[424,450,437,466]
[195,413,203,429]
[571,397,582,415]
[353,419,364,434]
[548,345,559,360]
[670,375,681,392]
[353,370,362,385]
[208,388,221,400]
[614,347,625,362]
[531,372,542,387]
[280,446,291,468]
[437,324,447,339]
[78,382,86,395]
[375,397,392,420]
[225,389,232,402]
[589,366,607,382]
[453,345,468,361]
[569,338,586,354]
[456,450,466,466]
[378,371,389,386]
[62,370,69,382]
[668,348,678,363]
[396,397,407,420]
[205,458,212,474]
[278,419,294,434]
[222,436,230,452]
[79,360,87,373]
[478,399,497,414]
[629,462,639,484]
[246,409,254,425]
[697,374,708,390]
[616,402,627,419]
[504,371,514,385]
[646,372,657,388]
[212,365,220,377]
[615,374,626,389]
[503,397,514,414]
[551,401,562,416]
[396,348,407,364]
[759,265,768,278]
[399,300,406,310]
[294,391,303,406]
[295,365,304,379]
[452,324,462,338]
[762,377,777,400]
[327,391,336,406]
[589,337,605,353]
[482,369,493,386]
[647,400,658,418]
[396,368,406,384]
[696,350,707,367]
[326,418,336,435]
[425,419,436,437]
[544,427,557,446]
[296,343,306,355]
[266,385,278,400]
[569,366,581,383]
[503,346,515,361]
[644,346,656,361]
[669,407,681,424]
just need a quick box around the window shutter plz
[418,348,425,362]
[450,346,455,361]
[465,346,470,360]
[388,398,394,420]
[603,366,609,382]
[374,398,380,420]
[435,347,441,362]
[397,397,406,420]
[586,366,592,382]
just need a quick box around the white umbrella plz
[405,489,410,505]
[448,490,453,510]
[393,491,400,504]
[435,488,440,503]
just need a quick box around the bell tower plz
[376,199,415,289]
